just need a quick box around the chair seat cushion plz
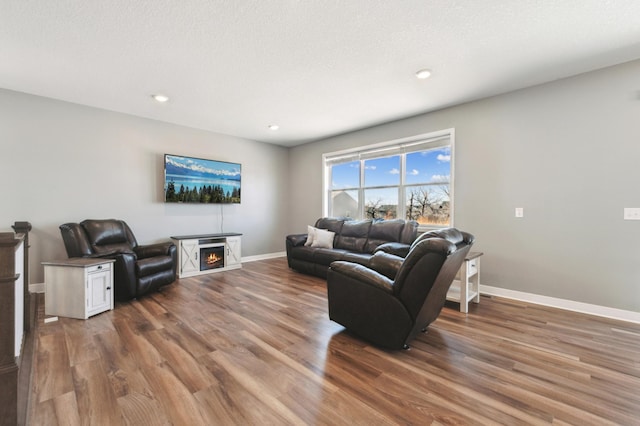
[290,245,317,262]
[136,256,174,277]
[313,248,349,266]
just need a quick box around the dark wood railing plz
[0,222,32,426]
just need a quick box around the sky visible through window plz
[405,149,451,185]
[331,147,451,204]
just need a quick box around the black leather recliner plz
[326,228,474,350]
[59,219,177,301]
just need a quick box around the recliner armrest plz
[368,251,404,280]
[135,242,175,259]
[109,252,138,301]
[329,261,394,293]
[374,242,411,258]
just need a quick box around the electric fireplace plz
[200,245,225,271]
[170,233,242,279]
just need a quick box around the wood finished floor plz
[28,257,640,425]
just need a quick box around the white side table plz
[43,258,115,319]
[446,251,483,313]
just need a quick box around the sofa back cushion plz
[364,219,406,253]
[315,217,345,235]
[400,220,419,244]
[335,220,372,252]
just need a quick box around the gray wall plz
[288,59,640,312]
[0,89,289,283]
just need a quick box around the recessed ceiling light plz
[152,94,169,103]
[415,69,432,79]
[268,124,279,131]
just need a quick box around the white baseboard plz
[481,285,640,324]
[242,251,286,263]
[30,283,44,293]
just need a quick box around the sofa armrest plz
[135,242,175,259]
[329,261,394,293]
[286,233,308,247]
[374,242,412,258]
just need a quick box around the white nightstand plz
[43,258,115,319]
[447,251,483,313]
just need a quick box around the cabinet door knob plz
[97,265,102,269]
[106,286,111,290]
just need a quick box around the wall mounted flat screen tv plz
[164,154,241,204]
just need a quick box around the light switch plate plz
[623,208,640,220]
[515,207,524,218]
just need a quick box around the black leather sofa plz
[59,219,177,301]
[286,217,419,278]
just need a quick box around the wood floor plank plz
[207,349,307,425]
[92,329,153,399]
[72,358,124,426]
[159,320,217,359]
[140,363,209,425]
[194,367,295,425]
[129,299,165,330]
[30,399,58,426]
[62,323,101,367]
[143,328,218,393]
[363,344,551,425]
[34,333,74,403]
[117,391,172,426]
[279,382,397,425]
[52,391,81,426]
[27,257,640,425]
[110,316,165,368]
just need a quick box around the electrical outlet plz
[515,207,524,218]
[623,208,640,220]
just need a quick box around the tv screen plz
[164,154,241,204]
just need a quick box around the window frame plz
[322,129,455,230]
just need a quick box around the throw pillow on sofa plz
[311,228,335,249]
[304,225,318,246]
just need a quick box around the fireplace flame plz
[206,252,222,265]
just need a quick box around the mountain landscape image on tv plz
[164,154,241,204]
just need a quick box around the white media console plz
[171,233,242,278]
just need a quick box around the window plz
[323,129,453,228]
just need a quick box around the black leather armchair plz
[59,219,177,301]
[327,228,474,350]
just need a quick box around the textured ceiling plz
[2,1,640,147]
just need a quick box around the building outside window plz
[323,130,453,228]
